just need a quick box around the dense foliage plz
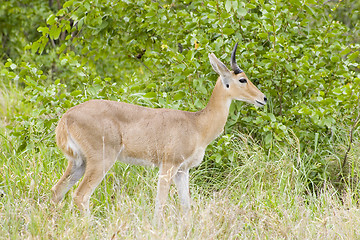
[1,0,359,192]
[1,0,360,238]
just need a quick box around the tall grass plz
[1,86,360,239]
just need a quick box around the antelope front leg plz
[155,163,178,218]
[174,168,190,213]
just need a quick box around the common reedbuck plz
[51,43,267,215]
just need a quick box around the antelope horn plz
[231,42,243,74]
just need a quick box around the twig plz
[342,93,360,175]
[0,132,14,153]
[187,75,195,106]
[137,58,154,74]
[38,129,55,143]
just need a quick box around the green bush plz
[1,0,359,190]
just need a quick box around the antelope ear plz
[208,53,231,87]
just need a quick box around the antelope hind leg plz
[51,157,85,204]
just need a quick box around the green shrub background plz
[0,0,360,238]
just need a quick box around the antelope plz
[51,43,267,216]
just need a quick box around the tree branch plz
[342,92,360,176]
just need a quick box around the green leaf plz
[304,5,315,17]
[143,92,157,98]
[215,154,222,164]
[258,32,268,39]
[31,41,40,54]
[146,83,156,89]
[340,47,351,56]
[37,27,49,34]
[84,2,90,10]
[173,63,186,73]
[71,90,82,96]
[225,0,232,13]
[223,28,235,35]
[63,0,75,8]
[56,8,66,17]
[268,113,276,122]
[246,3,256,9]
[237,7,247,17]
[49,25,61,40]
[60,58,68,65]
[220,11,231,19]
[88,85,102,96]
[264,133,273,146]
[10,63,17,70]
[330,55,340,63]
[174,91,185,100]
[347,51,359,61]
[4,61,12,68]
[57,43,67,54]
[46,14,56,25]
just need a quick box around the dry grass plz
[1,135,360,239]
[1,182,360,239]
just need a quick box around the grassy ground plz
[1,87,360,239]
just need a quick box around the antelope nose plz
[264,96,267,103]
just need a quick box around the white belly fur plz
[117,144,205,170]
[182,147,206,169]
[119,156,156,167]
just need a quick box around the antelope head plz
[208,43,267,107]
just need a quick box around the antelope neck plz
[196,79,232,146]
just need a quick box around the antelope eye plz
[239,78,247,83]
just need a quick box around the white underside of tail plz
[66,134,84,167]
